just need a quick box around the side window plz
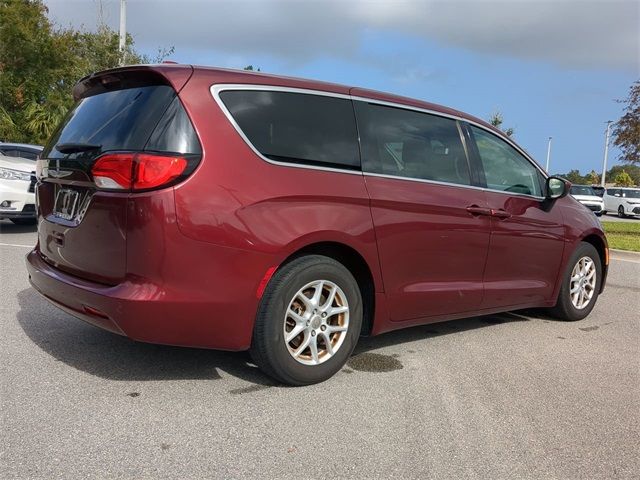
[354,102,471,185]
[18,150,38,160]
[219,90,360,170]
[470,125,543,197]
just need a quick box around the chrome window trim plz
[210,84,362,176]
[350,94,548,180]
[210,83,548,194]
[364,172,545,201]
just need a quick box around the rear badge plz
[53,188,80,220]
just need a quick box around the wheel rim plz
[569,256,597,310]
[283,280,349,365]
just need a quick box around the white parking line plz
[0,243,33,248]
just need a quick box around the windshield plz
[622,189,640,199]
[570,185,596,196]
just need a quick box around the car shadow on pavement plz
[16,287,274,386]
[353,311,532,355]
[17,287,536,385]
[0,220,37,234]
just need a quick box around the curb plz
[610,249,640,262]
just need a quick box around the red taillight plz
[91,153,187,191]
[134,154,187,190]
[92,154,135,189]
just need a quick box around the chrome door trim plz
[210,83,549,196]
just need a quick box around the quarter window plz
[470,126,544,197]
[219,90,360,170]
[355,102,471,185]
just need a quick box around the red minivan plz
[27,64,608,385]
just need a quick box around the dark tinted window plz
[622,189,640,198]
[18,150,38,160]
[354,102,471,185]
[219,90,360,169]
[470,125,544,197]
[44,85,177,159]
[146,96,202,154]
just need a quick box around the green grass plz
[601,221,640,252]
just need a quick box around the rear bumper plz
[26,245,268,351]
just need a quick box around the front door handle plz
[466,205,492,216]
[491,209,512,219]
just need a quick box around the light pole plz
[545,136,552,172]
[601,121,613,187]
[118,0,127,66]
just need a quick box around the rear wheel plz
[548,242,601,321]
[250,255,362,385]
[618,205,627,218]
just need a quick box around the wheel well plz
[582,234,606,269]
[283,242,375,336]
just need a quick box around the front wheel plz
[618,205,627,218]
[548,242,602,321]
[250,255,362,385]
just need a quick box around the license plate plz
[53,188,80,220]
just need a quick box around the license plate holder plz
[53,188,80,220]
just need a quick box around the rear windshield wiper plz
[55,143,102,154]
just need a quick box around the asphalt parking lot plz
[1,220,639,479]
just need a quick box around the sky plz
[44,0,639,175]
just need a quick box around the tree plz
[614,170,635,187]
[243,65,261,72]
[607,164,640,186]
[586,170,600,185]
[563,169,587,185]
[612,81,640,164]
[0,0,171,145]
[488,111,514,137]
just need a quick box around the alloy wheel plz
[283,280,350,365]
[569,256,597,310]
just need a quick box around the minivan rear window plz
[219,90,360,170]
[44,85,177,159]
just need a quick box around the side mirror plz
[546,176,569,200]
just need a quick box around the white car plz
[604,187,640,218]
[570,185,604,216]
[0,155,37,225]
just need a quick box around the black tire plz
[250,255,362,386]
[618,205,627,218]
[548,242,602,321]
[10,218,36,226]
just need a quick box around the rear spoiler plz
[72,64,194,101]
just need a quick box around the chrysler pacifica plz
[26,64,608,385]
